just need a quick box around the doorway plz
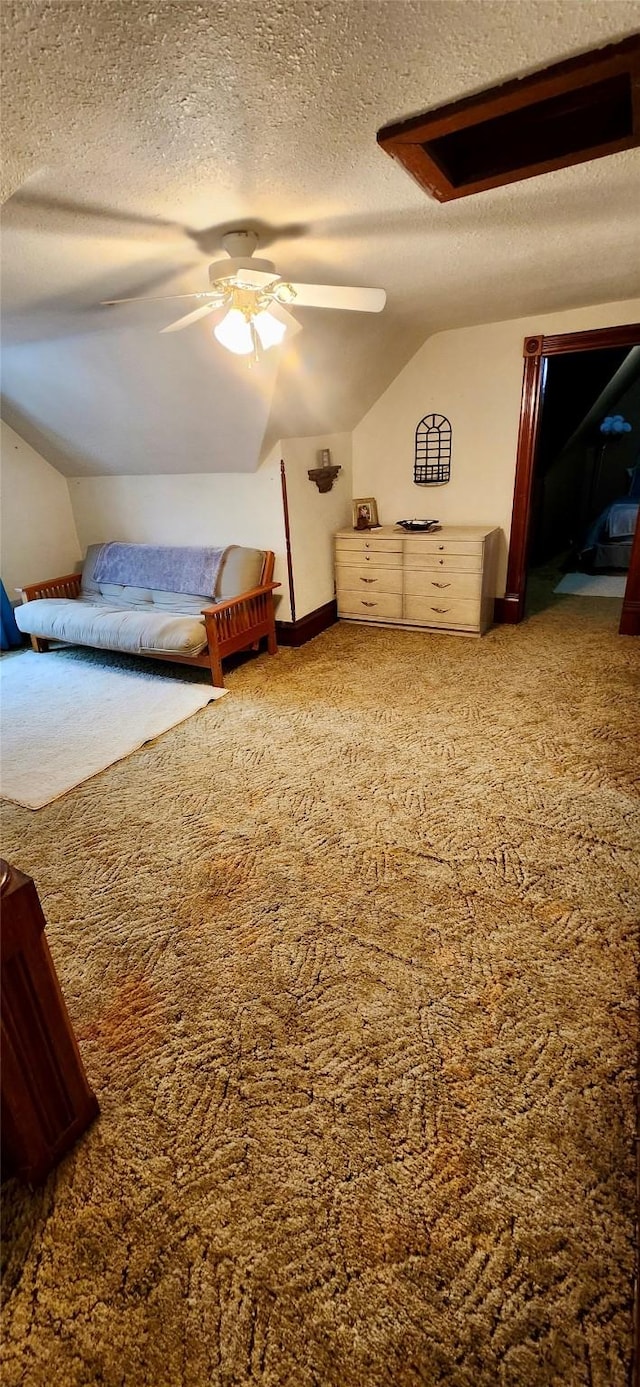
[526,345,640,615]
[499,322,640,635]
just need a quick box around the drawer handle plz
[438,545,444,551]
[360,577,376,584]
[439,559,444,565]
[431,606,450,613]
[361,600,377,608]
[365,542,370,549]
[432,581,451,589]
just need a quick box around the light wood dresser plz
[335,525,500,636]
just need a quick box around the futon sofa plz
[15,542,279,687]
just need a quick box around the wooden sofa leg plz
[267,616,278,656]
[209,650,224,688]
[30,635,49,653]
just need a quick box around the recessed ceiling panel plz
[377,35,640,201]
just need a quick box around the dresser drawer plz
[335,546,403,568]
[405,551,482,573]
[404,595,480,628]
[336,565,403,594]
[404,569,482,600]
[404,537,484,558]
[334,532,399,549]
[338,592,403,620]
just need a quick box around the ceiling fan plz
[101,229,386,356]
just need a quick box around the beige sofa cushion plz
[16,597,208,657]
[217,546,265,598]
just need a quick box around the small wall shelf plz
[308,465,341,493]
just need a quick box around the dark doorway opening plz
[499,322,640,635]
[526,345,640,616]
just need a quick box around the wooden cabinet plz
[335,525,500,635]
[1,859,99,1184]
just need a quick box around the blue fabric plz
[0,580,22,649]
[93,542,227,597]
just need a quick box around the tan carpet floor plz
[1,600,639,1387]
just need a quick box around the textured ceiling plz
[1,0,639,477]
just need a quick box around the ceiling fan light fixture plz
[213,307,254,355]
[102,227,386,337]
[252,309,287,350]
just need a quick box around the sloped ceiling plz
[1,0,639,477]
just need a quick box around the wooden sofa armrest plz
[19,573,82,603]
[201,582,280,685]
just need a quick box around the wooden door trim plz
[619,514,640,635]
[501,322,640,631]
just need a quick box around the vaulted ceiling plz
[2,0,639,476]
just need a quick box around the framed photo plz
[352,496,380,530]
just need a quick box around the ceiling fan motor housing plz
[207,257,279,287]
[205,229,279,288]
[221,229,259,258]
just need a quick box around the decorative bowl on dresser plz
[335,524,500,636]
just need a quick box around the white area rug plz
[0,648,226,809]
[554,573,627,598]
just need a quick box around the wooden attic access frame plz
[377,35,640,202]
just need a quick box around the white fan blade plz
[101,291,224,306]
[288,283,386,312]
[267,301,302,337]
[160,303,220,334]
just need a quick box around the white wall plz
[281,433,352,619]
[0,419,81,598]
[68,448,292,618]
[69,435,354,624]
[352,298,640,594]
